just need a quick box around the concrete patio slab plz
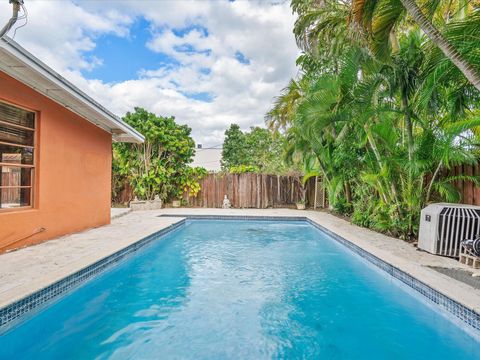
[110,207,132,220]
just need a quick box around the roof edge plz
[0,37,144,143]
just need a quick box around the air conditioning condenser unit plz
[418,203,480,257]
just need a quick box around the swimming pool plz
[0,220,478,359]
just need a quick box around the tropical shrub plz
[177,166,208,199]
[266,0,480,239]
[112,107,205,202]
[228,165,260,174]
[221,124,296,174]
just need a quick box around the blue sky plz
[0,0,298,145]
[82,17,173,83]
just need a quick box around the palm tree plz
[268,3,480,238]
[292,0,354,63]
[351,0,480,90]
[397,0,480,90]
[265,78,306,132]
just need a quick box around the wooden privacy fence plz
[113,173,320,208]
[445,164,480,206]
[184,173,318,208]
[113,164,480,208]
[186,165,480,208]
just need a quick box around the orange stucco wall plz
[0,71,112,252]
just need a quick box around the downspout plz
[0,0,23,39]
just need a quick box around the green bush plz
[113,107,206,202]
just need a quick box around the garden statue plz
[222,195,231,209]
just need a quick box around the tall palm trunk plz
[344,182,352,204]
[399,0,480,91]
[425,160,443,204]
[364,124,399,204]
[401,94,414,236]
[401,96,414,162]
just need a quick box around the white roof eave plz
[0,37,144,143]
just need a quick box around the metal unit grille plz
[437,207,480,257]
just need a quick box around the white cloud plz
[0,0,299,145]
[0,1,133,72]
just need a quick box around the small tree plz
[221,123,291,174]
[113,108,196,201]
[221,124,248,170]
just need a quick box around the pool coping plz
[1,213,479,338]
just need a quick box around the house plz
[0,38,144,252]
[191,144,222,172]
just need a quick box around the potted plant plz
[295,176,307,210]
[296,200,306,210]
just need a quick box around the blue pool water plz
[0,220,478,359]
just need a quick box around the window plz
[0,102,36,210]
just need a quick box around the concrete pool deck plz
[1,208,480,320]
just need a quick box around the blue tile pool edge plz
[0,219,186,334]
[304,218,480,335]
[1,214,479,338]
[158,214,307,221]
